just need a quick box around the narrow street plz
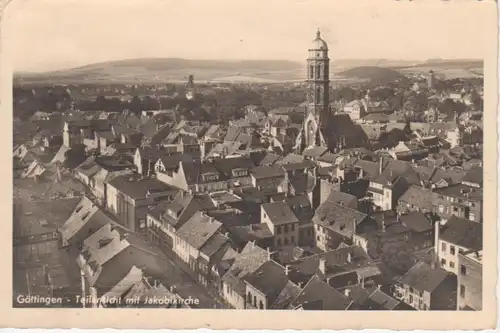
[145,240,231,309]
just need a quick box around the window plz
[460,285,466,298]
[253,296,257,307]
[438,205,444,213]
[247,292,252,303]
[450,246,456,255]
[449,261,455,268]
[284,225,288,233]
[291,236,295,243]
[259,300,264,309]
[460,265,467,276]
[309,65,314,79]
[409,295,413,304]
[291,224,295,231]
[276,226,281,234]
[441,242,447,253]
[284,237,289,245]
[277,239,281,246]
[409,287,414,293]
[316,236,320,241]
[441,259,446,267]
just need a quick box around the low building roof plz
[440,216,482,250]
[175,212,222,250]
[221,243,269,296]
[291,275,352,310]
[461,166,483,186]
[262,202,299,226]
[398,261,450,293]
[251,165,285,180]
[399,211,432,233]
[244,260,289,307]
[107,174,178,200]
[14,197,81,238]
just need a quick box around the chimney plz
[346,252,352,264]
[379,157,383,174]
[267,247,272,261]
[344,289,351,297]
[285,265,290,276]
[434,221,441,266]
[381,216,386,232]
[318,258,326,275]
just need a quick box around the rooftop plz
[107,174,178,200]
[291,275,352,310]
[14,197,81,238]
[398,261,450,293]
[440,216,482,250]
[262,202,299,226]
[175,212,222,250]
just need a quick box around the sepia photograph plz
[1,0,497,329]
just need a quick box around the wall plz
[457,254,482,310]
[438,240,467,275]
[430,274,457,310]
[106,185,119,214]
[173,234,199,264]
[298,224,314,247]
[223,281,245,309]
[393,284,431,310]
[133,151,143,175]
[245,283,267,309]
[273,222,299,248]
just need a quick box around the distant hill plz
[14,58,304,84]
[336,66,408,84]
[14,57,483,84]
[331,59,419,69]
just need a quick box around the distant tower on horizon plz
[185,74,195,100]
[427,70,435,90]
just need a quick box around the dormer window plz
[202,172,219,182]
[98,237,113,249]
[232,168,248,178]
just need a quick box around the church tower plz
[299,29,331,149]
[306,29,330,122]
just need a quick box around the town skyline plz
[4,0,491,72]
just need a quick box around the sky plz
[2,0,494,72]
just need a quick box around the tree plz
[380,241,416,274]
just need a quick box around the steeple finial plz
[316,28,321,39]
